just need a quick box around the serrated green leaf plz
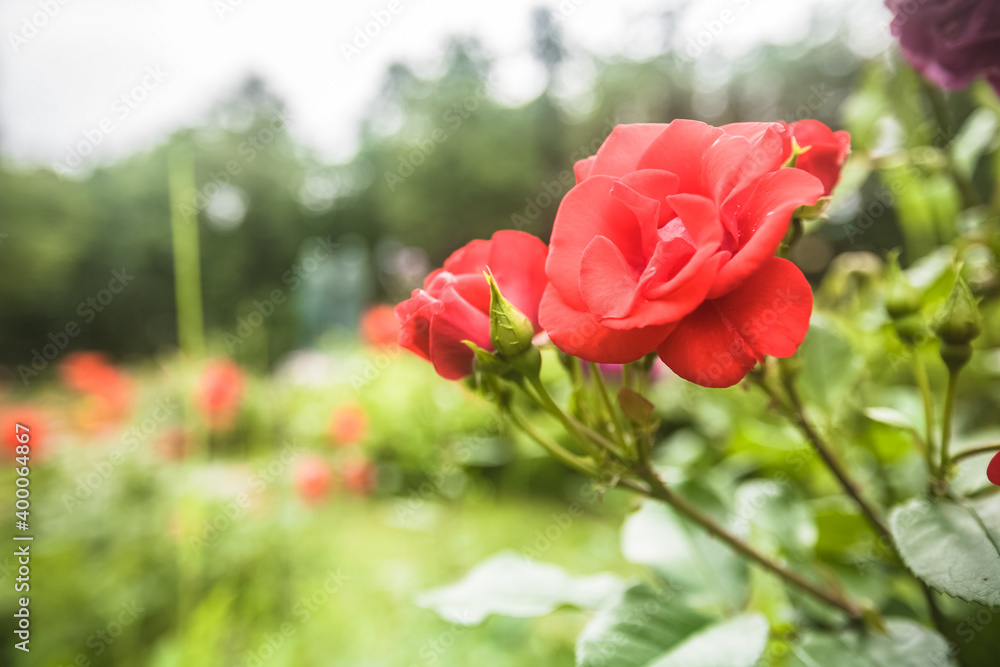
[647,614,769,667]
[575,583,714,667]
[787,618,954,667]
[416,552,624,625]
[889,498,1000,607]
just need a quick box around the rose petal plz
[658,257,813,387]
[539,284,672,364]
[709,168,823,299]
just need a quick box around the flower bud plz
[485,270,535,357]
[884,251,921,320]
[933,277,981,346]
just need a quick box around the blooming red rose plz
[395,230,548,380]
[542,120,845,388]
[196,359,245,430]
[887,0,1000,95]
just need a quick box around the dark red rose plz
[887,0,1000,94]
[541,120,845,388]
[395,230,548,380]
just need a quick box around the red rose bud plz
[542,120,825,388]
[394,231,548,380]
[988,451,1000,487]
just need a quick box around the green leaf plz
[787,618,954,666]
[575,583,713,667]
[416,552,624,625]
[621,496,748,613]
[733,480,817,556]
[647,614,769,667]
[890,498,1000,606]
[618,387,655,424]
[864,407,918,432]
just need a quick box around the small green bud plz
[884,251,921,320]
[893,313,926,347]
[485,270,535,357]
[933,277,982,346]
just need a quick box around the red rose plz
[542,120,845,388]
[781,120,850,196]
[395,230,548,380]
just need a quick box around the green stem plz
[525,377,621,458]
[912,353,937,474]
[623,468,865,622]
[939,369,961,476]
[589,362,628,450]
[167,144,205,359]
[507,409,597,476]
[952,442,1000,463]
[774,374,894,545]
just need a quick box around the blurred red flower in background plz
[196,360,245,431]
[1,405,47,458]
[60,352,134,431]
[360,304,400,348]
[329,403,368,446]
[342,459,377,495]
[295,454,334,503]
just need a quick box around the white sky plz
[0,0,890,170]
